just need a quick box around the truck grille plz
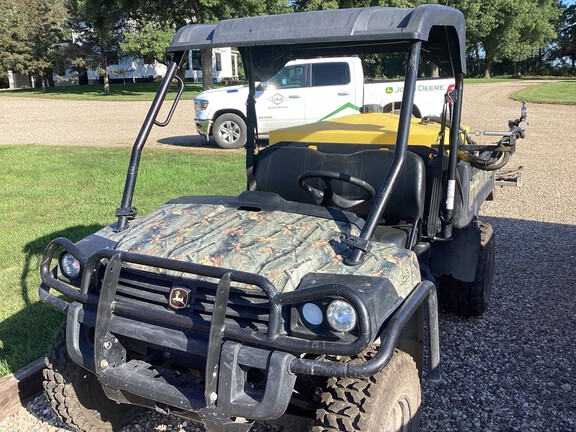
[113,269,271,337]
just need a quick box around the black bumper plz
[40,238,440,425]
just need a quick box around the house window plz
[192,50,202,71]
[215,53,222,72]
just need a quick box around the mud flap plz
[430,221,481,282]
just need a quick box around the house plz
[7,47,239,88]
[187,48,240,83]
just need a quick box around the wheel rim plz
[218,121,241,144]
[382,396,412,432]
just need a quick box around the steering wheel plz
[298,170,376,209]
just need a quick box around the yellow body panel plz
[269,113,443,147]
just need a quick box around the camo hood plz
[99,202,419,295]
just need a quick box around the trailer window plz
[311,62,351,87]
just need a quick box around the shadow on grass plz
[157,135,270,150]
[157,134,216,148]
[0,224,105,375]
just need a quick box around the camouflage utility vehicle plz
[39,5,526,432]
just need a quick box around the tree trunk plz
[104,73,110,93]
[201,48,214,90]
[178,60,187,82]
[483,60,492,79]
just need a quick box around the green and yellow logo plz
[385,87,394,94]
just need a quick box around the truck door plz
[304,61,358,123]
[256,63,306,133]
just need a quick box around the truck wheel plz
[212,113,247,149]
[438,221,495,316]
[313,349,421,432]
[43,326,142,431]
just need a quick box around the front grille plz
[114,268,271,337]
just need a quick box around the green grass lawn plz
[0,82,215,101]
[0,145,245,377]
[510,81,576,105]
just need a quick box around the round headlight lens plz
[61,253,81,278]
[301,303,323,326]
[326,300,357,332]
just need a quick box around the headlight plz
[326,300,357,332]
[301,303,323,326]
[61,253,81,278]
[194,99,209,111]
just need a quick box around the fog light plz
[301,303,323,326]
[61,253,81,278]
[326,300,357,332]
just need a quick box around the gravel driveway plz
[0,97,207,148]
[1,82,575,431]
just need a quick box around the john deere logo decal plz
[169,287,190,310]
[269,93,287,105]
[385,87,394,94]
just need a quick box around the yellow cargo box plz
[269,113,444,148]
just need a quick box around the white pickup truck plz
[194,57,453,149]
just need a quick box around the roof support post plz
[115,51,185,232]
[345,41,422,266]
[244,48,258,191]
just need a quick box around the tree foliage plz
[294,0,423,12]
[0,0,570,89]
[120,0,292,89]
[448,0,561,77]
[64,0,126,92]
[0,0,66,86]
[548,3,576,74]
[120,22,174,66]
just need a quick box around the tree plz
[120,21,174,66]
[449,0,561,77]
[0,0,66,88]
[548,3,576,74]
[65,0,126,92]
[120,0,292,90]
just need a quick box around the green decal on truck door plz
[318,102,361,122]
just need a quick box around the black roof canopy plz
[168,5,466,77]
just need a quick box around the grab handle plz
[154,75,185,127]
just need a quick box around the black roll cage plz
[115,5,467,264]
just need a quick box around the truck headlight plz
[61,253,81,278]
[194,99,209,111]
[326,300,357,332]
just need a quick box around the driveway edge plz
[0,358,44,422]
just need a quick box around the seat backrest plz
[254,146,426,223]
